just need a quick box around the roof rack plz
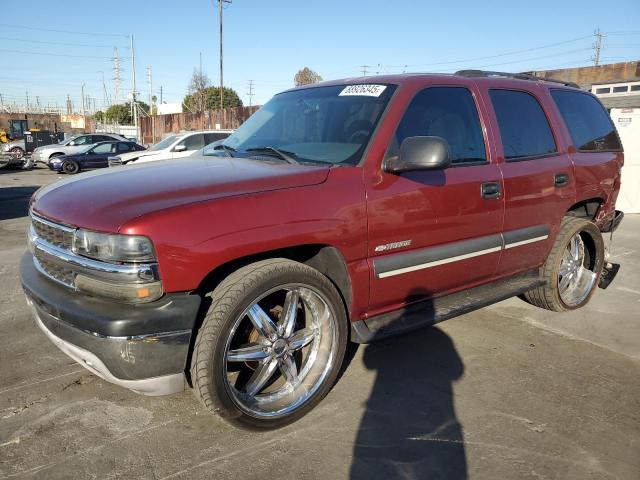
[454,70,580,89]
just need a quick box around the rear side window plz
[393,86,487,165]
[204,132,230,145]
[489,89,557,160]
[550,90,622,152]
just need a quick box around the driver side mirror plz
[384,136,451,173]
[173,144,187,152]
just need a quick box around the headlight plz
[72,230,156,263]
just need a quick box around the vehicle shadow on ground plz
[350,292,467,480]
[0,186,39,220]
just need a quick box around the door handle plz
[481,182,501,199]
[554,172,569,187]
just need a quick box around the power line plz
[0,23,128,37]
[386,34,594,69]
[0,48,124,60]
[0,36,126,48]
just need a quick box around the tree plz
[93,111,105,123]
[182,86,243,112]
[187,68,211,112]
[103,101,150,124]
[294,67,322,86]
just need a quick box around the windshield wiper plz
[212,144,236,157]
[245,146,300,165]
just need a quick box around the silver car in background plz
[31,133,128,165]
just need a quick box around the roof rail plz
[454,70,580,89]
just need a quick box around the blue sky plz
[0,0,638,112]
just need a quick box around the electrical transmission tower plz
[592,29,606,66]
[360,65,370,76]
[112,47,122,104]
[247,80,254,108]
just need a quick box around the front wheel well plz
[566,198,604,220]
[195,244,353,316]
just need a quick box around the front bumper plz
[20,252,202,395]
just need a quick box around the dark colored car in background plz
[50,141,146,174]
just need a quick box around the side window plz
[489,89,557,160]
[92,143,114,154]
[74,135,92,145]
[117,142,134,152]
[392,86,487,165]
[550,90,622,152]
[180,134,205,151]
[204,132,230,145]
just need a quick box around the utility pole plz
[112,47,121,105]
[147,65,154,143]
[160,85,163,104]
[25,91,29,106]
[592,28,606,66]
[36,96,40,112]
[247,80,254,108]
[130,35,139,138]
[360,65,370,76]
[81,83,86,128]
[217,0,232,113]
[66,94,72,114]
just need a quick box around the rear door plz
[366,84,504,315]
[483,86,575,276]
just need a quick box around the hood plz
[32,156,331,232]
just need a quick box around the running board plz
[351,270,545,343]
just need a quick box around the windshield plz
[150,135,182,151]
[222,84,396,165]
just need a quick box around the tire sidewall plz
[550,220,604,310]
[198,261,348,429]
[62,161,79,174]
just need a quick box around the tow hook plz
[599,262,620,290]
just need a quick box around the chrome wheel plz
[558,233,597,307]
[223,284,337,419]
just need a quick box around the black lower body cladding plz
[20,252,201,395]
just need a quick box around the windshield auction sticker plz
[339,85,387,97]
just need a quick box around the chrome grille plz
[31,214,74,250]
[34,249,75,287]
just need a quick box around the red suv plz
[21,71,624,428]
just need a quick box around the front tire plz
[523,216,604,311]
[190,258,348,429]
[61,160,80,174]
[10,147,24,159]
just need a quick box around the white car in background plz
[109,130,233,166]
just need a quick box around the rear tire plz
[190,258,348,429]
[61,160,80,174]
[523,216,604,311]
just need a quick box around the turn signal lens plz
[74,275,163,303]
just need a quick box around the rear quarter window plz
[550,90,622,152]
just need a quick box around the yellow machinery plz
[0,130,8,144]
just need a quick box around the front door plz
[366,85,504,316]
[85,142,116,168]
